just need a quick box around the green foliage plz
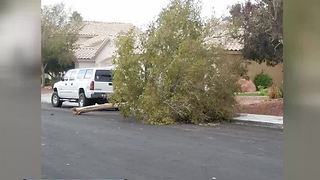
[44,77,61,87]
[111,0,244,125]
[268,84,283,99]
[44,78,51,86]
[254,72,273,89]
[258,86,269,96]
[228,0,283,65]
[41,3,82,77]
[278,87,283,98]
[236,90,267,96]
[236,85,269,96]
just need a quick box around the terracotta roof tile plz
[74,21,140,60]
[74,47,97,60]
[205,21,243,51]
[224,39,243,51]
[79,21,136,37]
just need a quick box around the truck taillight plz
[90,81,94,90]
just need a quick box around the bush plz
[268,84,283,99]
[268,84,278,99]
[50,76,61,87]
[111,0,244,125]
[44,78,51,86]
[257,86,269,96]
[278,87,283,98]
[254,72,273,89]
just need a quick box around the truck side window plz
[77,69,86,79]
[63,71,71,81]
[69,70,76,81]
[84,69,93,79]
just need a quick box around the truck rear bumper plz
[90,92,106,99]
[90,92,112,99]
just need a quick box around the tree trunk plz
[72,103,118,115]
[41,63,47,88]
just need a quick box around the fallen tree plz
[111,0,245,125]
[72,103,118,115]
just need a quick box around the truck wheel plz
[51,92,63,107]
[78,93,89,107]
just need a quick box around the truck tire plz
[51,92,63,107]
[78,93,89,107]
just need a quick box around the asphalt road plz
[42,102,283,180]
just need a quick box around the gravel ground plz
[236,96,283,116]
[41,87,53,94]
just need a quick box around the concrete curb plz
[233,113,283,129]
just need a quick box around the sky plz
[41,0,243,30]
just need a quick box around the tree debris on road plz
[72,103,118,115]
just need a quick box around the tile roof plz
[204,21,243,51]
[74,47,97,60]
[205,36,243,51]
[224,38,243,51]
[79,21,136,36]
[75,21,138,60]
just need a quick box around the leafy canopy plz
[228,0,283,65]
[41,3,83,76]
[112,0,244,124]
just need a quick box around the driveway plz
[42,102,282,180]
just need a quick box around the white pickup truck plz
[51,66,114,107]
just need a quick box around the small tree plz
[112,0,244,124]
[228,0,283,66]
[41,3,82,87]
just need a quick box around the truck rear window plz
[94,70,112,82]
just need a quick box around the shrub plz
[44,78,51,86]
[278,87,283,98]
[50,76,61,87]
[254,72,273,89]
[257,86,269,96]
[268,84,278,99]
[111,0,244,125]
[268,84,283,99]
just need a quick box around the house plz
[205,22,283,87]
[74,21,140,68]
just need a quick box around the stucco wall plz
[97,57,113,67]
[95,41,116,67]
[227,53,283,87]
[246,61,283,87]
[75,61,96,68]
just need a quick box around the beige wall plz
[246,61,283,87]
[97,57,113,67]
[95,41,115,66]
[75,61,96,68]
[226,53,283,87]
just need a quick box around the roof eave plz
[91,38,110,60]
